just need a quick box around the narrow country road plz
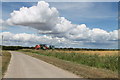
[4,51,79,78]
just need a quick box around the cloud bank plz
[3,1,119,48]
[1,32,78,47]
[1,32,118,48]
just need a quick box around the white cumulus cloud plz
[6,1,74,33]
[66,24,119,42]
[6,1,119,46]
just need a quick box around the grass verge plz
[20,50,118,78]
[2,51,11,76]
[0,51,2,79]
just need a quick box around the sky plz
[0,1,119,49]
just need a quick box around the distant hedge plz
[55,48,119,51]
[0,45,119,51]
[1,46,34,50]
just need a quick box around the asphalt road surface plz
[4,51,79,78]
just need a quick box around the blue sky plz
[50,2,118,31]
[1,1,119,48]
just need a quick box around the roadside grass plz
[0,51,2,79]
[19,49,118,78]
[2,51,11,76]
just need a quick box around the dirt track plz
[4,51,79,78]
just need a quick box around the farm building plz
[35,44,55,50]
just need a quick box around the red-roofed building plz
[35,45,41,50]
[35,44,55,50]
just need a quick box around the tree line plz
[55,48,119,51]
[1,45,119,51]
[1,45,34,50]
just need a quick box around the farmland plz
[20,49,119,78]
[1,46,119,78]
[47,50,118,56]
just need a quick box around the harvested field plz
[47,50,118,56]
